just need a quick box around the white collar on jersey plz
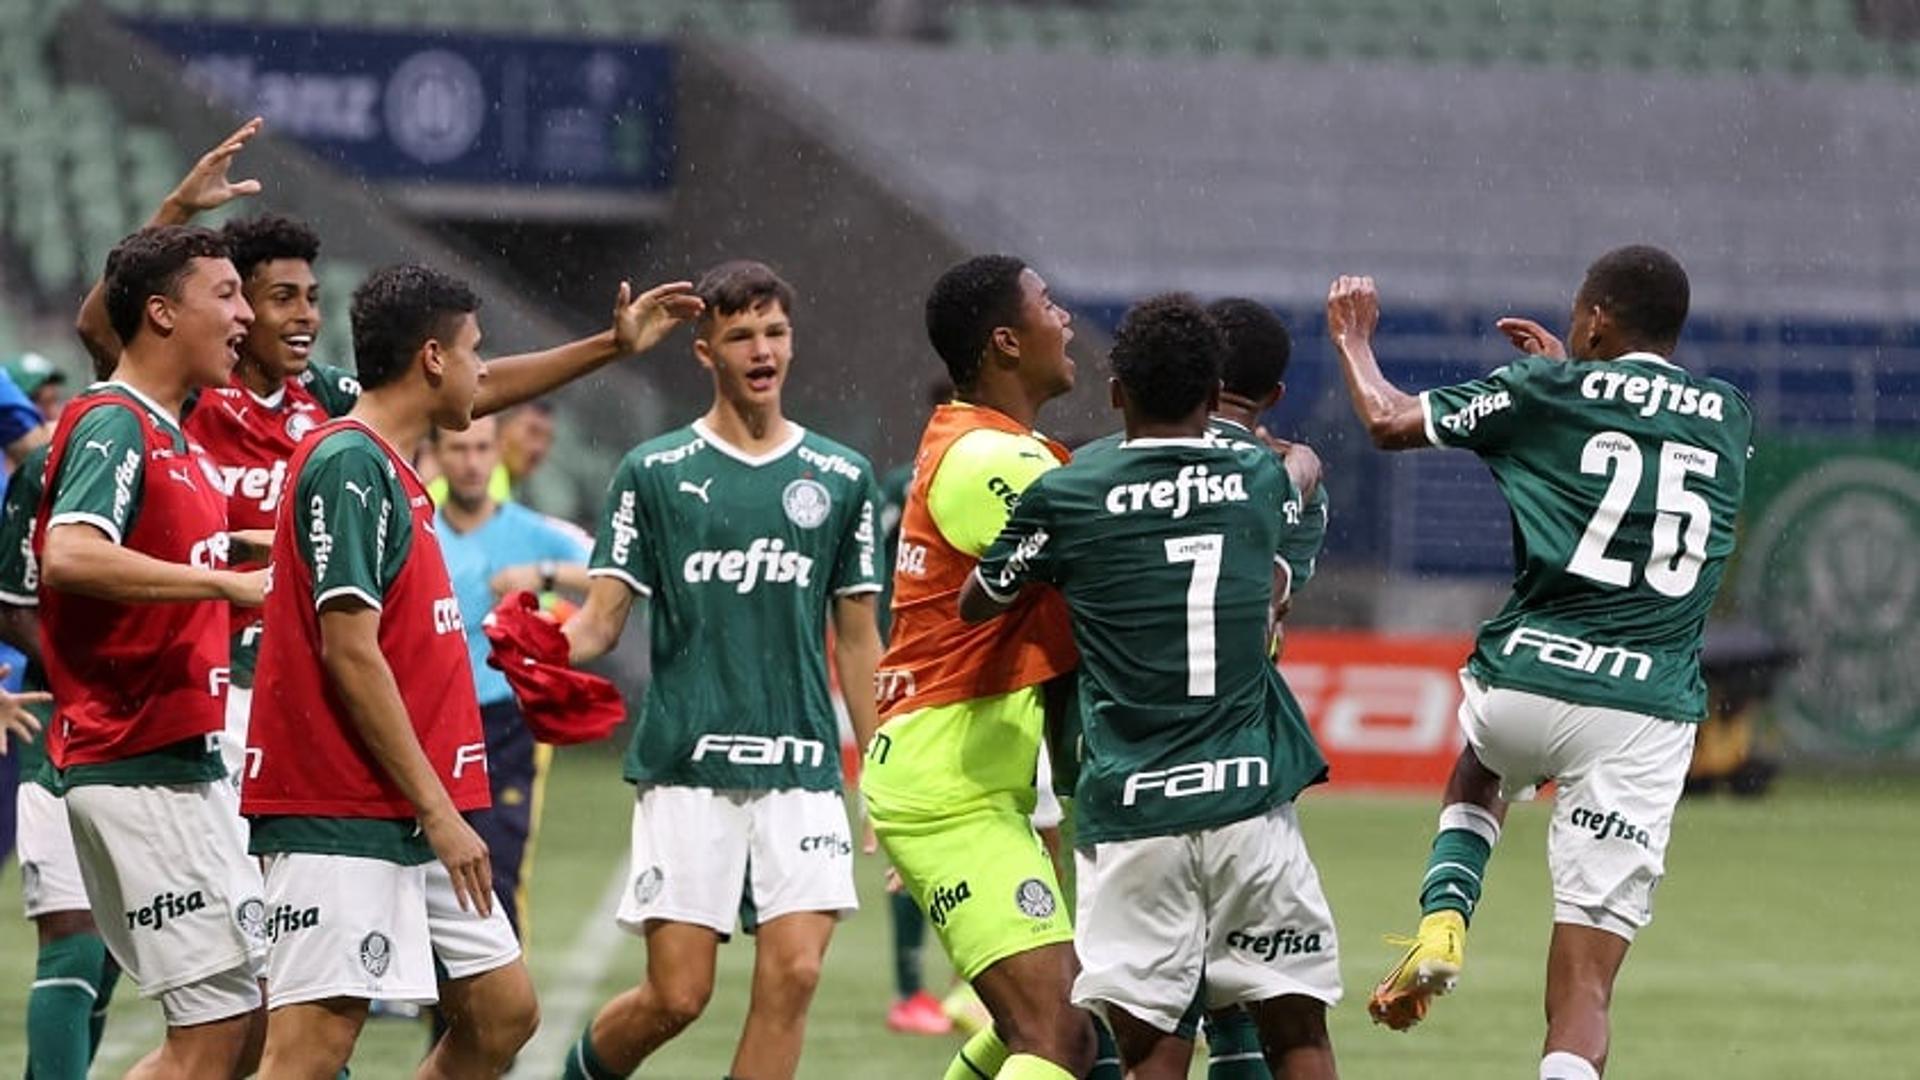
[1209,416,1253,435]
[1117,434,1220,450]
[96,379,183,431]
[691,417,807,467]
[1614,351,1678,369]
[247,383,288,409]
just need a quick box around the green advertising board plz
[1736,439,1920,758]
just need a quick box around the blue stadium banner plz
[129,20,673,196]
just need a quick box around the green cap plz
[2,352,66,396]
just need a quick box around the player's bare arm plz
[1259,429,1324,502]
[832,593,884,756]
[76,117,265,367]
[228,528,275,565]
[561,574,636,665]
[489,560,590,597]
[1327,274,1429,450]
[318,601,494,915]
[956,567,1017,623]
[42,522,264,605]
[470,280,705,417]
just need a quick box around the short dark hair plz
[103,225,232,345]
[1207,297,1290,399]
[221,214,321,281]
[924,255,1027,390]
[1577,245,1690,347]
[695,260,794,333]
[349,264,481,391]
[1110,292,1224,424]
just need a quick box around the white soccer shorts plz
[64,780,266,1024]
[222,684,253,791]
[17,782,88,918]
[1457,672,1698,941]
[618,785,859,937]
[1072,803,1343,1034]
[262,853,521,1009]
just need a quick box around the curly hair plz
[221,214,321,281]
[349,264,481,390]
[1110,292,1225,423]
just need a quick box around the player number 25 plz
[1165,534,1224,697]
[1567,433,1717,597]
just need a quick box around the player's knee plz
[767,949,824,1004]
[650,976,714,1032]
[1255,994,1331,1053]
[493,988,541,1054]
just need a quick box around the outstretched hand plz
[0,664,50,755]
[1326,275,1380,349]
[1495,317,1567,360]
[612,281,705,356]
[163,117,266,220]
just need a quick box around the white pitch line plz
[508,858,631,1079]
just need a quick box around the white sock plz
[1540,1051,1599,1080]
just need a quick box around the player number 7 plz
[1165,534,1224,697]
[1567,433,1718,597]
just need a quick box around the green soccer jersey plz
[876,461,913,642]
[291,430,414,606]
[975,436,1328,845]
[1420,352,1752,723]
[0,445,52,783]
[1081,417,1329,593]
[589,420,883,793]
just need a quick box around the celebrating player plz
[863,254,1093,1080]
[75,117,707,790]
[37,225,268,1077]
[1333,248,1751,1080]
[556,260,882,1080]
[959,293,1340,1080]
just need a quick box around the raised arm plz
[320,602,492,914]
[76,118,265,369]
[471,281,704,417]
[1327,275,1428,450]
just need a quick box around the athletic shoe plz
[942,982,993,1037]
[886,990,954,1035]
[1368,909,1466,1031]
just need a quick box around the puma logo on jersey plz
[681,538,814,593]
[83,438,114,459]
[690,733,826,768]
[167,466,196,490]
[344,481,373,508]
[1104,465,1249,520]
[1581,369,1725,421]
[678,478,714,504]
[1122,756,1270,806]
[215,462,289,512]
[1501,625,1653,682]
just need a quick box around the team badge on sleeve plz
[782,479,831,529]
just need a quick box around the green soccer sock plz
[997,1053,1076,1080]
[889,889,927,999]
[944,1026,1008,1080]
[1086,1017,1122,1080]
[1204,1007,1271,1079]
[560,1026,628,1080]
[27,932,113,1079]
[1419,803,1502,923]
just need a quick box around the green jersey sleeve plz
[294,437,407,610]
[973,476,1060,604]
[1420,356,1551,455]
[301,361,364,418]
[1276,483,1329,594]
[47,405,146,544]
[832,473,884,596]
[588,455,657,595]
[0,445,48,604]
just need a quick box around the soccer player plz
[555,260,882,1080]
[37,224,269,1077]
[76,117,697,789]
[958,292,1340,1080]
[432,414,590,931]
[1332,248,1751,1080]
[863,254,1092,1080]
[2,436,118,1078]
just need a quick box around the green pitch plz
[0,752,1910,1078]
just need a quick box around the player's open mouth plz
[284,333,314,359]
[745,364,778,392]
[226,332,248,362]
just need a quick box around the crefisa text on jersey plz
[1104,464,1250,520]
